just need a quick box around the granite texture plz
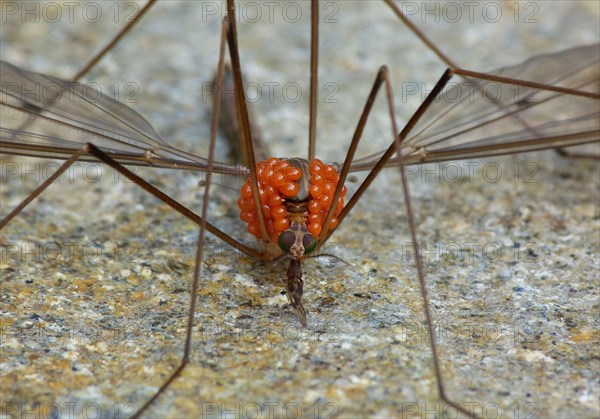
[1,1,598,418]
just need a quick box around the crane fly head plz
[277,222,318,259]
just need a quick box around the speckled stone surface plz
[1,1,599,418]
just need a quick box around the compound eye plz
[278,230,296,253]
[302,233,317,255]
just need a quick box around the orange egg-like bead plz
[319,194,332,207]
[309,184,323,199]
[268,195,283,207]
[308,222,322,236]
[261,204,271,219]
[310,159,323,170]
[308,213,321,223]
[248,223,260,236]
[323,183,335,195]
[274,218,290,232]
[266,220,274,235]
[273,160,289,170]
[323,165,336,178]
[279,182,299,198]
[258,188,267,204]
[240,211,253,223]
[270,205,286,219]
[264,185,276,197]
[272,172,286,187]
[311,173,323,184]
[237,197,254,212]
[285,167,302,180]
[258,168,272,183]
[329,217,339,229]
[308,200,321,213]
[241,184,253,198]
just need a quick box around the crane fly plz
[1,1,598,418]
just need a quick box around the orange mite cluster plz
[238,158,347,242]
[238,158,301,241]
[306,159,347,237]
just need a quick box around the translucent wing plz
[3,44,598,177]
[0,61,247,176]
[351,44,600,171]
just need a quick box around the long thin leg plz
[2,13,265,418]
[452,68,600,99]
[314,62,479,416]
[72,0,158,81]
[132,14,231,419]
[383,0,459,69]
[385,81,481,418]
[331,61,595,416]
[319,66,392,242]
[318,55,596,416]
[225,0,269,242]
[0,143,262,259]
[382,0,542,151]
[295,7,483,411]
[308,0,319,160]
[324,64,599,235]
[382,0,598,159]
[322,68,455,244]
[89,144,262,259]
[0,146,90,229]
[217,64,271,163]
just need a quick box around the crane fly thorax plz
[238,157,347,257]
